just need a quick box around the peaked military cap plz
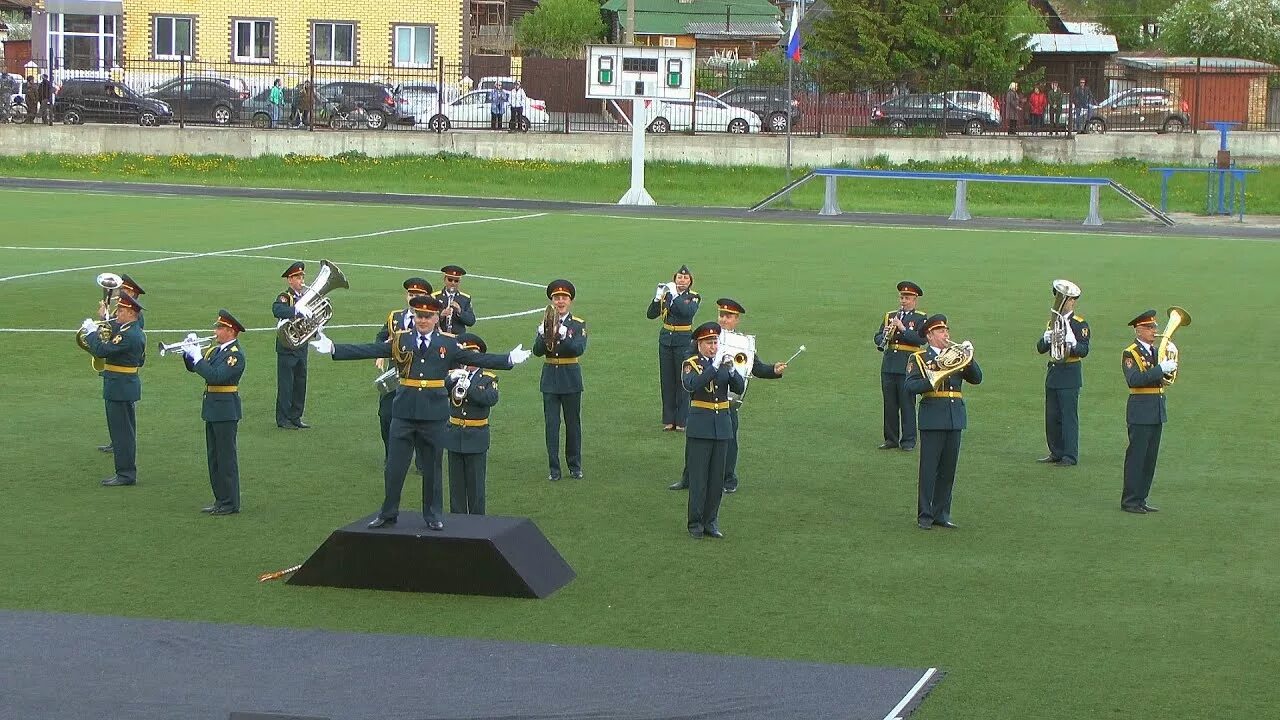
[403,277,433,296]
[716,298,746,315]
[456,332,486,353]
[119,273,145,296]
[921,314,949,334]
[441,265,466,278]
[693,321,722,341]
[115,292,144,312]
[215,309,245,333]
[547,279,576,299]
[409,294,444,313]
[897,281,923,297]
[1129,309,1159,328]
[281,261,305,279]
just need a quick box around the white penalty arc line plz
[0,308,547,335]
[882,667,938,720]
[0,246,197,256]
[0,212,548,284]
[218,253,547,289]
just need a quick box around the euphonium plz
[277,259,349,349]
[541,304,559,353]
[921,341,975,390]
[77,273,124,372]
[1157,305,1191,384]
[1048,279,1081,361]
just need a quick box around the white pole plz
[619,100,655,205]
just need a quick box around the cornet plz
[157,334,215,357]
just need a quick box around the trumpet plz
[157,334,215,357]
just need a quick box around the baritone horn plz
[1157,305,1190,384]
[76,273,124,372]
[920,341,975,390]
[277,259,349,349]
[1048,279,1081,361]
[156,334,215,357]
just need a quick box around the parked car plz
[716,86,801,132]
[944,90,1000,125]
[477,76,518,92]
[416,89,549,131]
[143,77,246,125]
[240,86,300,128]
[869,93,995,135]
[315,81,411,128]
[53,79,173,126]
[1080,87,1189,134]
[647,92,762,134]
[399,83,440,118]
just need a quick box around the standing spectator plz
[38,74,53,124]
[488,84,507,131]
[269,78,284,128]
[23,75,37,124]
[297,81,318,129]
[1004,82,1022,135]
[1028,85,1047,132]
[0,72,16,122]
[1072,77,1095,132]
[508,81,527,132]
[1047,81,1064,134]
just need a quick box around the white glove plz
[447,368,468,383]
[309,331,334,355]
[184,332,199,343]
[666,282,678,297]
[182,343,201,362]
[1042,330,1052,343]
[1064,326,1077,345]
[535,322,544,336]
[508,344,531,365]
[295,304,314,319]
[80,318,99,334]
[1159,359,1178,374]
[654,285,665,302]
[557,324,568,339]
[711,352,724,369]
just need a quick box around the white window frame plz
[47,13,118,71]
[154,16,193,60]
[660,36,677,48]
[392,24,435,69]
[312,22,355,65]
[233,19,273,64]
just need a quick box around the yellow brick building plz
[118,0,464,69]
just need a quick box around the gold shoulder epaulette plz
[1073,314,1084,322]
[482,371,498,379]
[1124,343,1138,353]
[440,331,457,338]
[571,315,584,323]
[458,291,471,299]
[683,355,701,369]
[229,346,239,353]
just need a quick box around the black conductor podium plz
[288,513,574,599]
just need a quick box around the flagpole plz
[785,1,802,207]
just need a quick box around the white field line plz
[0,212,548,284]
[218,253,546,288]
[0,186,535,212]
[0,246,195,255]
[883,667,938,720]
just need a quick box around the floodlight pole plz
[626,2,635,45]
[619,99,655,205]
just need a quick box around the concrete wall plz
[3,124,1280,166]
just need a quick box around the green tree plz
[1158,0,1280,63]
[1076,0,1178,49]
[515,0,607,59]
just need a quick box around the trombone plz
[157,334,215,357]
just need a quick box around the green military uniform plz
[434,265,476,336]
[444,333,500,515]
[326,295,515,529]
[682,322,745,538]
[97,274,145,454]
[272,262,309,429]
[646,265,699,429]
[184,310,247,514]
[533,280,587,480]
[905,315,983,529]
[82,293,145,486]
[1121,310,1169,513]
[1036,307,1090,465]
[874,281,927,450]
[376,278,433,460]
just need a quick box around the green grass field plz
[1,187,1277,719]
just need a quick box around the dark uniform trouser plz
[1122,423,1162,508]
[881,372,916,447]
[918,429,962,524]
[104,400,137,482]
[378,394,418,466]
[205,421,240,510]
[448,451,486,514]
[383,417,445,522]
[543,392,582,475]
[275,352,307,426]
[1045,386,1080,463]
[687,437,728,532]
[723,409,742,491]
[658,344,689,427]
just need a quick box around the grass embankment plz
[2,151,1276,221]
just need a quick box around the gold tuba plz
[277,259,349,349]
[921,341,975,390]
[1156,305,1190,384]
[541,304,559,353]
[1048,279,1081,361]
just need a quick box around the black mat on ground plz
[288,512,575,599]
[0,610,941,720]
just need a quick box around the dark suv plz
[870,93,995,135]
[54,79,173,126]
[315,81,411,129]
[143,78,246,125]
[716,86,800,132]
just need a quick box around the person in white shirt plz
[508,82,528,132]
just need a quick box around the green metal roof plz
[602,0,780,36]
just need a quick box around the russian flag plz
[785,6,802,62]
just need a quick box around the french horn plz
[921,341,975,390]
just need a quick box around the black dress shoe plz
[367,516,397,528]
[548,473,561,482]
[427,520,444,531]
[878,442,899,450]
[899,445,915,452]
[706,527,725,539]
[688,529,704,539]
[673,426,685,432]
[569,470,584,479]
[935,520,958,529]
[200,506,217,513]
[1053,459,1077,467]
[293,421,311,429]
[668,481,688,491]
[97,444,113,453]
[1037,455,1062,463]
[723,486,737,494]
[1121,505,1148,514]
[101,477,135,486]
[278,424,298,430]
[662,425,675,431]
[1141,504,1160,512]
[917,521,933,530]
[209,507,239,515]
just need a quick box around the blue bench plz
[1148,167,1259,222]
[751,168,1173,226]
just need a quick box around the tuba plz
[921,341,975,390]
[541,304,559,353]
[1048,279,1081,361]
[277,259,349,349]
[1156,305,1190,384]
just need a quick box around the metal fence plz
[9,55,1280,136]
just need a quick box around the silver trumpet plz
[157,334,215,357]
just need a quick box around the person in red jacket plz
[1029,85,1048,132]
